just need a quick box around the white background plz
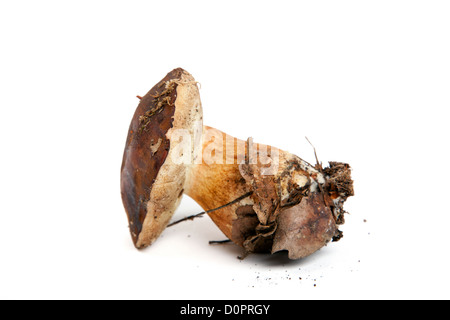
[1,1,449,300]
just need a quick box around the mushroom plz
[120,68,354,259]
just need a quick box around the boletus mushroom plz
[120,68,354,259]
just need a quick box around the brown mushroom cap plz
[121,68,202,248]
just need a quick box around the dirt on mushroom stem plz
[232,155,353,259]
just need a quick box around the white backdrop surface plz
[0,1,449,300]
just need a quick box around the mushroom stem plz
[182,126,352,258]
[167,191,253,227]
